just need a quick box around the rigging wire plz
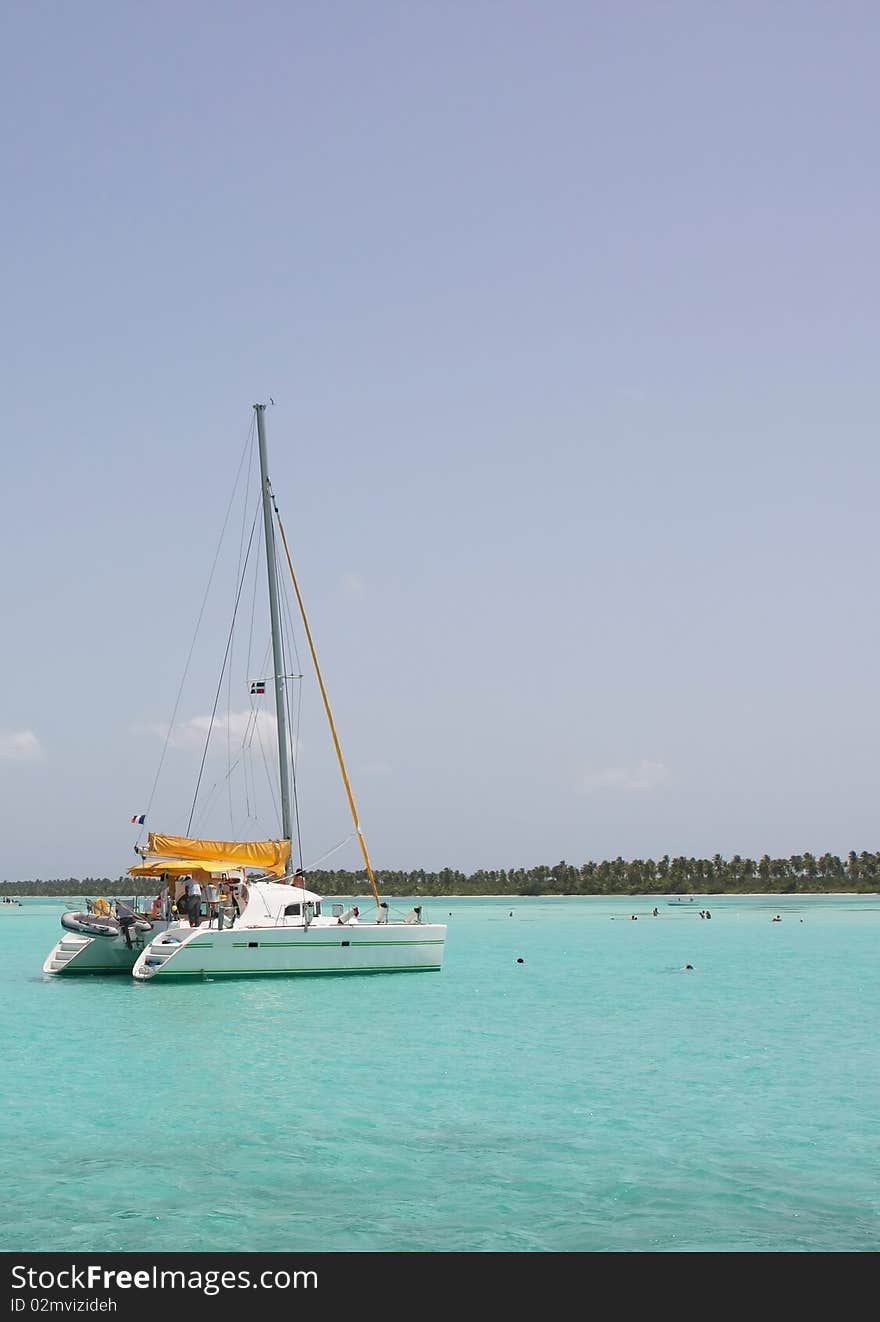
[188,744,254,833]
[226,429,257,835]
[240,500,283,838]
[189,490,283,844]
[242,508,266,827]
[305,833,358,870]
[243,638,273,825]
[186,511,260,836]
[250,683,282,834]
[138,415,257,847]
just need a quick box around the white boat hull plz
[43,920,176,975]
[132,922,446,980]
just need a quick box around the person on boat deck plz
[184,876,203,926]
[292,868,306,888]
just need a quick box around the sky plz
[1,1,878,880]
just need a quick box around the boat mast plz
[254,403,293,845]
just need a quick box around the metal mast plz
[254,403,292,844]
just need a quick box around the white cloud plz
[134,710,278,754]
[0,729,42,761]
[580,759,670,794]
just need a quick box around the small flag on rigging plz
[130,813,146,825]
[250,680,266,695]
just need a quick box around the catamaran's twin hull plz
[43,932,149,975]
[132,924,446,980]
[43,919,175,975]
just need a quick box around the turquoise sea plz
[2,893,878,1253]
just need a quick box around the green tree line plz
[3,849,878,896]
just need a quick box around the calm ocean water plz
[2,893,878,1253]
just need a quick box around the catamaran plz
[44,404,445,980]
[124,403,445,980]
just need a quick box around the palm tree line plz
[3,849,877,897]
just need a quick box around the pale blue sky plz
[1,1,878,880]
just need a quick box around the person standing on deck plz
[184,876,203,926]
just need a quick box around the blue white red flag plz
[130,813,146,825]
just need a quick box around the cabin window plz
[314,904,321,916]
[284,903,301,917]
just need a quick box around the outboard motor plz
[118,914,136,950]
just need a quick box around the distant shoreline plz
[8,890,877,901]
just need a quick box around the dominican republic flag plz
[130,813,146,825]
[250,680,266,695]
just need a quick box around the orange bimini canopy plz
[128,833,290,879]
[129,862,224,881]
